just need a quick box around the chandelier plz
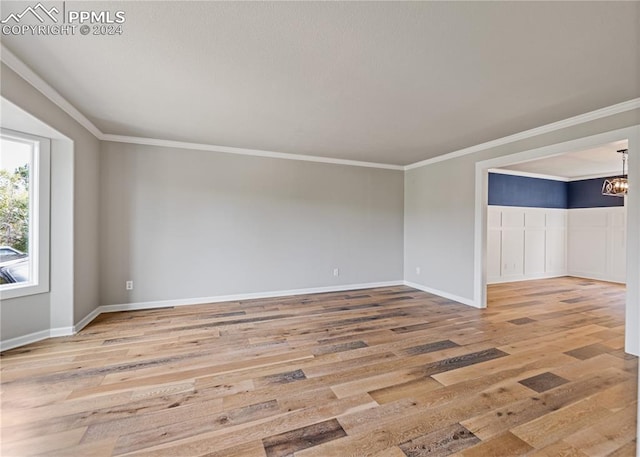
[602,149,628,197]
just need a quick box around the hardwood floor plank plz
[371,446,408,457]
[80,396,225,444]
[525,440,590,457]
[313,340,369,356]
[1,427,87,456]
[113,400,279,455]
[0,278,635,456]
[369,377,444,405]
[605,440,638,457]
[118,393,375,456]
[456,431,534,456]
[199,440,267,457]
[67,351,314,400]
[563,402,637,456]
[31,438,117,457]
[510,399,613,449]
[257,369,306,386]
[565,342,614,360]
[398,423,480,456]
[403,339,460,356]
[262,418,347,457]
[461,368,630,441]
[508,317,536,325]
[518,371,569,393]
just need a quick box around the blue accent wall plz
[488,173,567,208]
[568,176,625,209]
[488,173,625,209]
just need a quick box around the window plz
[0,128,50,299]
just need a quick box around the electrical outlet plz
[126,280,133,290]
[416,267,421,275]
[333,268,339,277]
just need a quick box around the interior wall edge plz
[403,281,477,308]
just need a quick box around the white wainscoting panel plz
[546,228,567,274]
[525,229,546,275]
[488,206,567,284]
[487,229,502,280]
[501,228,525,278]
[568,207,626,283]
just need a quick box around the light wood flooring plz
[0,277,637,456]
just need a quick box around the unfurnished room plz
[0,1,639,456]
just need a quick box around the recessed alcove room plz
[486,144,628,286]
[0,2,639,456]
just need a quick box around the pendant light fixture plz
[601,149,629,197]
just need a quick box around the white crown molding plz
[3,43,638,172]
[101,134,404,170]
[405,98,640,171]
[488,168,569,182]
[0,44,103,138]
[489,167,625,182]
[568,171,624,182]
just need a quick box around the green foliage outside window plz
[0,164,29,254]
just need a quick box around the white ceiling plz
[497,140,629,180]
[1,1,639,166]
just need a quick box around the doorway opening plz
[486,141,627,286]
[473,125,639,356]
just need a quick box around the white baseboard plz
[0,329,52,352]
[487,272,568,285]
[99,280,404,313]
[74,307,102,333]
[567,272,626,285]
[0,326,76,352]
[49,327,74,337]
[403,281,478,308]
[1,280,404,351]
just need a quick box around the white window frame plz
[0,128,50,299]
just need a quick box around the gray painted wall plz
[99,142,404,305]
[0,293,49,341]
[1,63,100,340]
[49,139,74,331]
[405,157,476,298]
[73,126,101,323]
